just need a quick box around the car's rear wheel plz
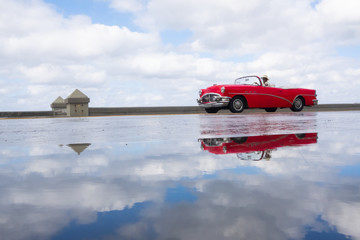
[205,108,219,113]
[291,97,304,112]
[295,133,306,139]
[229,96,245,113]
[265,108,277,112]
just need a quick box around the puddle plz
[0,112,360,239]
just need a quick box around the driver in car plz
[262,75,270,87]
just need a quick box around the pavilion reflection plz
[66,143,91,155]
[199,133,317,161]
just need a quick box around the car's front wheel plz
[205,108,220,113]
[291,97,304,112]
[229,96,245,113]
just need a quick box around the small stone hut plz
[64,89,90,117]
[50,96,66,116]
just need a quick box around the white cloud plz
[325,201,360,238]
[107,0,144,13]
[136,0,360,54]
[317,0,360,23]
[3,20,158,60]
[137,0,319,53]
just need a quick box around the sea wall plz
[88,106,204,116]
[0,111,53,118]
[1,104,360,118]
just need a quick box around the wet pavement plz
[1,111,360,240]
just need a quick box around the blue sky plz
[45,0,138,30]
[0,0,360,110]
[46,1,194,48]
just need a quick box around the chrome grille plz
[202,94,219,103]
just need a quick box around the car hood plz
[200,84,247,95]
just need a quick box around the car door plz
[253,86,291,108]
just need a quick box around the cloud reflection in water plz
[0,113,359,239]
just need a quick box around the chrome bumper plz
[313,99,318,105]
[197,97,230,108]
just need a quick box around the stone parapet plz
[1,104,360,118]
[89,106,204,116]
[0,111,53,118]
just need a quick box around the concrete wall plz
[306,104,360,112]
[88,104,360,116]
[89,106,203,116]
[52,108,67,116]
[0,111,53,118]
[1,104,360,118]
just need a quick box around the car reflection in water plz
[199,133,318,161]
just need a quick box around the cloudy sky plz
[1,0,360,111]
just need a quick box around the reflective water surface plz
[1,112,360,240]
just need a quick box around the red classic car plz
[199,133,318,160]
[197,75,318,113]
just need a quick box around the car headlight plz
[199,89,202,96]
[221,87,225,93]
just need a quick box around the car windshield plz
[234,76,261,86]
[201,138,228,147]
[237,151,263,161]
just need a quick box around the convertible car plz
[197,75,318,113]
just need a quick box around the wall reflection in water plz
[0,113,360,240]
